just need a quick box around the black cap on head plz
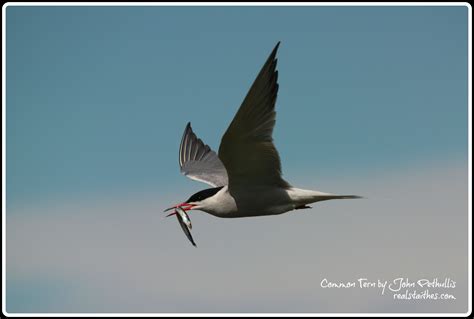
[186,186,223,203]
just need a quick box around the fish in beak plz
[175,206,192,229]
[164,203,196,247]
[175,207,196,247]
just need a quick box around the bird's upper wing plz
[179,122,228,187]
[218,42,290,188]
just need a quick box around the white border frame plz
[2,2,472,317]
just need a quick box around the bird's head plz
[164,186,224,216]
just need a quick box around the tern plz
[165,42,361,246]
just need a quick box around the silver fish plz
[175,208,196,247]
[176,206,192,229]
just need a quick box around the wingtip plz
[184,122,193,135]
[271,41,281,56]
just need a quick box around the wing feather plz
[218,42,290,188]
[179,122,228,187]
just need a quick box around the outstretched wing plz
[218,42,290,188]
[179,122,228,187]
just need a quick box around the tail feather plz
[315,194,364,202]
[327,195,363,199]
[287,188,364,206]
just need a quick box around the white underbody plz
[193,185,342,218]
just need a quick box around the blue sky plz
[6,5,468,206]
[5,4,470,314]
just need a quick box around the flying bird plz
[165,42,361,246]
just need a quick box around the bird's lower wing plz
[179,122,228,187]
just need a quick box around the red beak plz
[164,202,195,217]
